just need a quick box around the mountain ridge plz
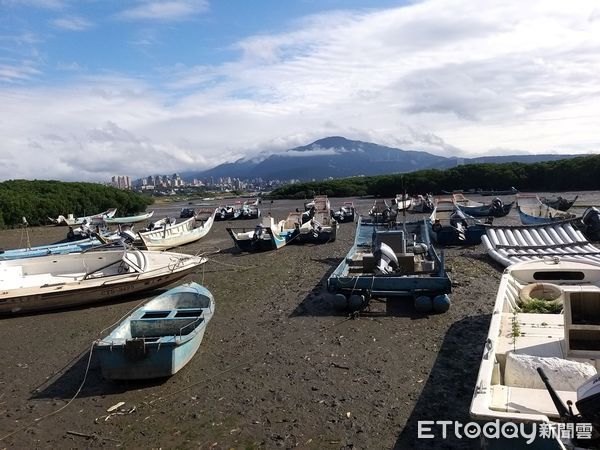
[181,136,579,181]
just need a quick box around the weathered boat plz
[369,199,395,222]
[50,208,118,226]
[233,201,261,220]
[410,194,434,213]
[226,215,298,252]
[470,258,600,449]
[0,237,104,260]
[95,282,215,380]
[215,205,235,221]
[452,193,514,218]
[393,194,412,211]
[429,197,487,245]
[540,195,579,212]
[285,197,337,243]
[0,248,206,314]
[517,194,577,225]
[139,210,216,251]
[104,210,155,224]
[327,216,451,313]
[482,220,600,268]
[331,201,355,223]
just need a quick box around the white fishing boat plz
[0,248,206,314]
[139,210,216,251]
[105,210,155,224]
[50,208,118,226]
[470,258,600,448]
[394,194,412,211]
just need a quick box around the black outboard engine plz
[538,368,600,445]
[373,242,399,275]
[252,224,264,241]
[582,207,600,241]
[490,197,504,217]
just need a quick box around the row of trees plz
[269,155,600,199]
[0,180,153,228]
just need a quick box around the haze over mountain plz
[182,137,578,181]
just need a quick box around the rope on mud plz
[0,342,96,443]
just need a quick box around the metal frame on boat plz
[327,216,451,312]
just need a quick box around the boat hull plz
[0,252,205,315]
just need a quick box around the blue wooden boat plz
[517,193,577,225]
[429,198,487,245]
[327,216,451,313]
[0,237,103,260]
[95,282,215,380]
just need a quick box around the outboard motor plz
[490,197,504,217]
[538,368,600,445]
[119,229,137,244]
[581,207,600,241]
[252,224,264,241]
[373,242,399,275]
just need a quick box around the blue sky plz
[1,0,599,181]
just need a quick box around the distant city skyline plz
[1,0,599,182]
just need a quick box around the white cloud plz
[117,0,209,22]
[51,16,92,31]
[1,0,600,181]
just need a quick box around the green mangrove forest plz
[269,154,600,199]
[0,180,152,228]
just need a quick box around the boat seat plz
[130,317,203,338]
[496,313,566,366]
[490,385,579,419]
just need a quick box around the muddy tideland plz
[0,192,595,449]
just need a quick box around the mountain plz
[182,136,579,181]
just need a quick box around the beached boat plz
[517,194,577,225]
[139,210,216,251]
[470,258,600,448]
[95,282,215,380]
[331,201,355,223]
[50,208,118,226]
[429,198,487,245]
[393,194,412,211]
[327,216,451,313]
[215,205,235,221]
[282,208,338,244]
[0,237,104,260]
[0,248,206,314]
[453,193,514,218]
[369,199,395,222]
[410,194,434,213]
[540,195,579,212]
[233,200,261,220]
[227,215,298,252]
[104,210,155,224]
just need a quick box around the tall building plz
[111,175,131,190]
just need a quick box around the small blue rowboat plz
[95,282,215,380]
